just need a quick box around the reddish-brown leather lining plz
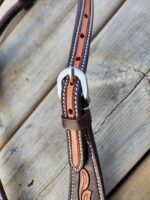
[67,0,91,170]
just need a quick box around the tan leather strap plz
[0,0,35,35]
[58,0,106,199]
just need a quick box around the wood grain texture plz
[0,72,149,199]
[90,0,150,74]
[0,0,150,199]
[0,0,125,148]
[109,154,150,200]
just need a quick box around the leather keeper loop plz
[62,109,92,130]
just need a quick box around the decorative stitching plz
[69,0,85,66]
[85,135,104,200]
[62,0,85,117]
[62,1,94,199]
[62,78,69,117]
[67,130,83,172]
[71,0,93,173]
[81,0,93,71]
[74,80,80,118]
[70,171,75,200]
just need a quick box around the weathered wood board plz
[0,71,149,199]
[0,0,150,199]
[109,154,150,200]
[0,0,126,148]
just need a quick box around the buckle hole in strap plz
[62,109,92,130]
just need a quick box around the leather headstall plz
[0,0,106,199]
[57,0,106,199]
[0,1,35,199]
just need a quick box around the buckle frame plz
[57,66,89,101]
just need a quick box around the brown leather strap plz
[0,0,4,6]
[62,109,92,130]
[58,0,106,199]
[19,0,34,9]
[0,180,8,200]
[0,0,35,36]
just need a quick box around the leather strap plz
[0,0,4,6]
[0,180,8,200]
[58,0,106,199]
[0,0,35,35]
[62,109,92,130]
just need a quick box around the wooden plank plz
[109,154,150,200]
[1,0,150,198]
[0,0,125,148]
[0,72,149,199]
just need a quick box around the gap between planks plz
[0,0,127,149]
[0,0,149,197]
[108,152,150,200]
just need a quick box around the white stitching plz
[70,171,75,200]
[69,0,85,66]
[85,135,105,200]
[62,1,94,199]
[81,0,93,71]
[62,78,68,117]
[74,80,80,118]
[67,130,83,172]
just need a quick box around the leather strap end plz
[19,0,34,9]
[62,109,92,130]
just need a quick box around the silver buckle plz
[57,66,90,101]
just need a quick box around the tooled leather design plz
[79,169,92,200]
[85,134,105,200]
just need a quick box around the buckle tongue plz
[57,66,89,101]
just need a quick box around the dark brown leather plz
[62,109,92,130]
[19,0,34,9]
[60,0,106,199]
[0,0,4,6]
[0,0,35,36]
[0,180,8,200]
